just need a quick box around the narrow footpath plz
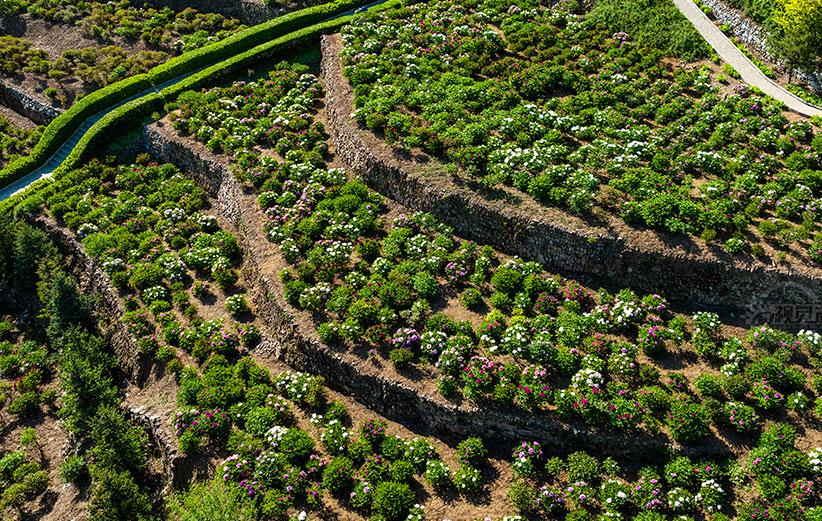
[0,0,392,203]
[672,0,822,117]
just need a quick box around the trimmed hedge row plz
[161,3,400,101]
[0,0,376,192]
[0,0,399,219]
[0,74,152,189]
[148,0,373,86]
[53,94,165,178]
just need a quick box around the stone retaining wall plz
[20,214,181,491]
[319,35,822,333]
[0,80,61,125]
[143,121,734,462]
[25,214,151,381]
[698,0,819,86]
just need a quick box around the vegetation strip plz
[0,0,383,192]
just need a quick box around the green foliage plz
[667,401,710,443]
[456,437,487,467]
[87,465,152,521]
[167,477,257,521]
[89,406,148,475]
[588,0,711,60]
[8,391,39,416]
[566,451,600,483]
[59,455,87,484]
[372,481,415,520]
[323,456,355,495]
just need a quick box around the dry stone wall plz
[0,80,61,125]
[319,35,822,333]
[143,121,734,462]
[24,214,151,381]
[698,0,819,86]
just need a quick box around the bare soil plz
[154,79,822,462]
[0,14,157,107]
[0,104,37,131]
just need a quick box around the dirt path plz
[672,0,822,117]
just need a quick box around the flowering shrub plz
[512,441,543,478]
[456,437,487,468]
[453,464,482,494]
[225,294,249,315]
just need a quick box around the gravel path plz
[672,0,822,117]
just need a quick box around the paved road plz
[672,0,822,117]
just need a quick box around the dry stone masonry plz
[143,121,734,462]
[318,34,822,333]
[0,79,62,125]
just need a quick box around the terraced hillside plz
[0,0,821,520]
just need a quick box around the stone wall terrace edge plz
[318,35,822,331]
[143,121,734,462]
[0,80,62,125]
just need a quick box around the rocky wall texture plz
[143,121,734,462]
[24,214,151,380]
[319,35,822,333]
[698,0,819,85]
[21,214,183,490]
[0,80,61,125]
[138,0,286,26]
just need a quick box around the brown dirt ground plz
[0,14,157,107]
[155,86,822,464]
[0,322,85,521]
[0,105,37,132]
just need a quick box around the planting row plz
[30,57,822,518]
[30,157,525,519]
[505,423,822,520]
[162,61,822,448]
[170,355,510,521]
[339,0,822,260]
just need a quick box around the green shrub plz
[9,391,39,416]
[460,288,483,309]
[244,407,278,437]
[59,455,87,483]
[0,452,26,480]
[456,437,487,467]
[667,401,710,443]
[322,457,355,496]
[695,373,723,398]
[391,459,414,483]
[567,451,600,483]
[508,480,537,514]
[279,428,315,464]
[389,348,414,369]
[167,477,257,521]
[372,481,414,520]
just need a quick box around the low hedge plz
[162,0,401,101]
[148,0,372,86]
[0,74,152,190]
[0,0,376,192]
[53,94,164,177]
